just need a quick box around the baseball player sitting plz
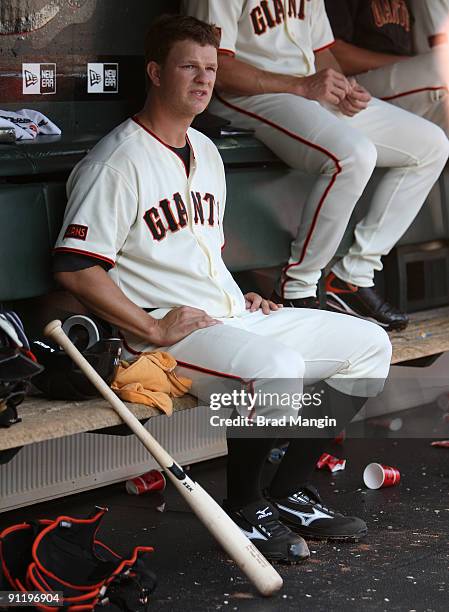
[53,14,393,564]
[410,0,449,54]
[185,0,449,332]
[325,0,449,134]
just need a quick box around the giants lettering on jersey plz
[371,0,410,32]
[144,191,217,241]
[64,224,88,241]
[251,0,311,35]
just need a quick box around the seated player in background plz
[325,0,449,135]
[409,0,449,53]
[184,0,449,333]
[53,14,393,564]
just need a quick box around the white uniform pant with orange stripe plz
[211,94,449,299]
[123,307,392,420]
[355,50,449,135]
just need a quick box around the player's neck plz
[137,101,191,148]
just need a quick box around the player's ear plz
[146,61,162,87]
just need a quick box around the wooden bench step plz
[389,306,449,364]
[1,307,449,453]
[0,395,197,452]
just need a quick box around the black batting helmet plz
[0,311,43,427]
[31,316,122,401]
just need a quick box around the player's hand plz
[244,292,283,315]
[149,306,221,346]
[338,78,371,116]
[299,68,351,105]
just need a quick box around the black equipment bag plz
[0,507,156,611]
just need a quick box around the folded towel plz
[111,351,192,416]
[0,109,61,141]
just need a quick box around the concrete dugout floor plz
[0,435,448,611]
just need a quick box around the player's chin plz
[188,94,212,114]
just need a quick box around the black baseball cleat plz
[271,291,319,309]
[325,272,408,331]
[223,499,310,564]
[268,485,368,542]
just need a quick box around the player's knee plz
[257,347,305,380]
[341,137,377,183]
[364,324,392,377]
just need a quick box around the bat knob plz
[43,319,63,338]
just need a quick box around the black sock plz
[226,432,276,509]
[268,438,324,498]
[268,383,367,498]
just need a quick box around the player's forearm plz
[54,266,158,343]
[331,39,408,76]
[216,54,304,96]
[314,47,344,74]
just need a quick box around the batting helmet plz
[0,311,43,427]
[31,316,122,401]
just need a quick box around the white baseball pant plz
[123,307,392,420]
[355,50,449,135]
[211,94,449,299]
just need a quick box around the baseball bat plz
[44,320,283,597]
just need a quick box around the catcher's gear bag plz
[0,507,156,611]
[31,315,122,401]
[0,311,43,428]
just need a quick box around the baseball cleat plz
[271,291,320,309]
[268,485,367,542]
[325,272,409,331]
[223,499,310,564]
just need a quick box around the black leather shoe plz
[223,499,310,564]
[271,291,320,309]
[269,485,367,542]
[325,273,409,331]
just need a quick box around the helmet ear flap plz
[31,317,122,401]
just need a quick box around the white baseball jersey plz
[410,0,449,53]
[184,0,334,76]
[55,115,392,410]
[185,0,448,300]
[54,118,246,318]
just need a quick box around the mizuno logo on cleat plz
[276,504,332,526]
[256,507,273,519]
[240,526,268,541]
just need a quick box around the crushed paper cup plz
[126,469,166,495]
[370,417,403,432]
[431,440,449,448]
[316,452,346,473]
[363,462,400,489]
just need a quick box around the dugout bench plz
[1,0,449,510]
[1,128,449,461]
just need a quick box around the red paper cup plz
[363,462,400,489]
[316,452,346,473]
[126,469,166,495]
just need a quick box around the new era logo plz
[87,63,118,93]
[89,69,102,87]
[22,63,56,95]
[24,70,38,88]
